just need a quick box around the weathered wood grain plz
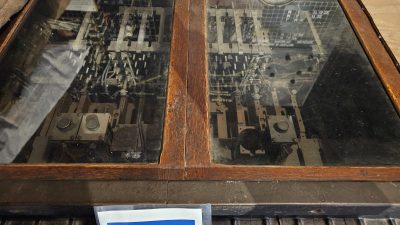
[1,0,400,182]
[361,0,400,69]
[159,0,190,179]
[0,0,37,61]
[185,0,212,167]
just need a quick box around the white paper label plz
[66,0,98,12]
[97,209,203,225]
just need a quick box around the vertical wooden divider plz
[185,0,212,170]
[159,0,191,179]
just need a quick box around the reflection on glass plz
[0,0,174,163]
[208,0,400,166]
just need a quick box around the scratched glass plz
[208,0,400,166]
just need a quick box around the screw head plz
[57,117,72,130]
[86,115,100,131]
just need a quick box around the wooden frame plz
[0,0,400,181]
[0,0,190,181]
[184,0,400,182]
[3,180,400,217]
[0,0,38,61]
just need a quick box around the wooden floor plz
[361,0,400,68]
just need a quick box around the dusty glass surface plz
[0,0,174,163]
[208,0,400,166]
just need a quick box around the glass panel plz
[0,0,174,163]
[208,0,400,166]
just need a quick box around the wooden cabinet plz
[0,0,400,181]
